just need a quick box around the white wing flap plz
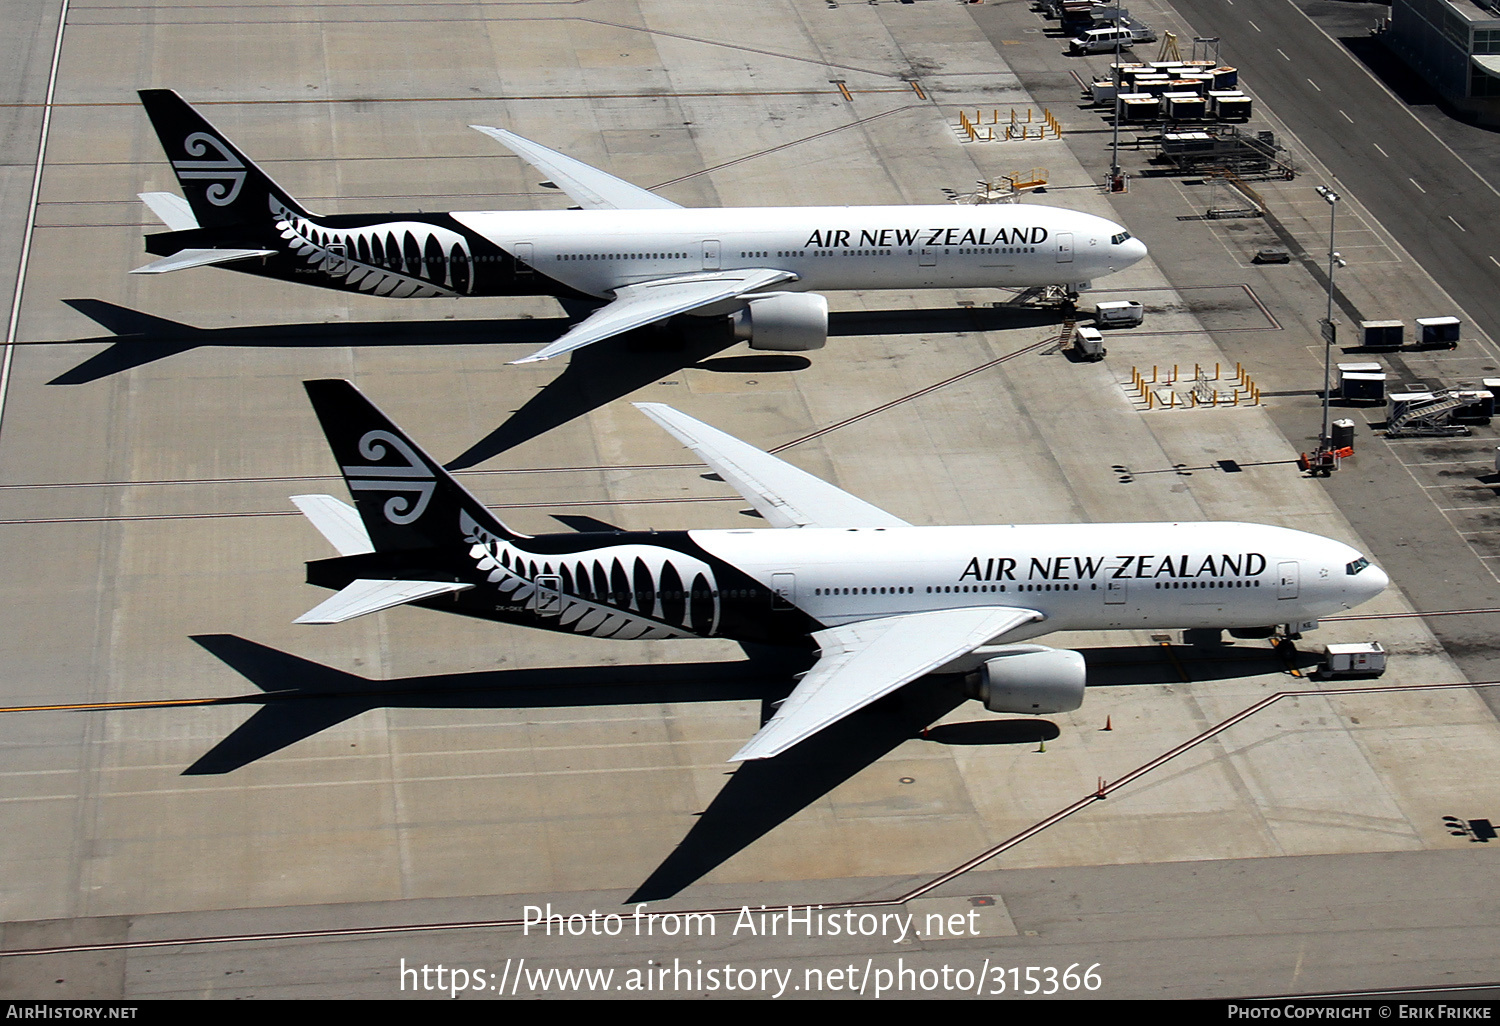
[513,268,796,364]
[634,403,910,529]
[470,125,682,211]
[731,606,1044,762]
[295,579,474,625]
[139,191,199,231]
[130,248,277,274]
[291,494,374,556]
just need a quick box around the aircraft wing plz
[731,606,1045,762]
[634,402,910,529]
[512,268,796,364]
[470,125,683,211]
[295,578,474,625]
[130,248,277,274]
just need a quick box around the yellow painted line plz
[0,696,252,714]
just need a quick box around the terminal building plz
[1386,0,1500,123]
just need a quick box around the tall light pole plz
[1314,185,1342,450]
[1110,30,1122,189]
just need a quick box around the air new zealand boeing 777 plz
[133,89,1149,363]
[291,381,1388,762]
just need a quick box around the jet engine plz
[731,292,828,352]
[963,644,1086,715]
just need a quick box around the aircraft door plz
[1104,579,1126,604]
[327,242,350,277]
[919,247,937,267]
[771,572,796,610]
[1277,561,1300,600]
[702,240,721,271]
[534,574,563,617]
[1055,232,1074,263]
[515,241,535,275]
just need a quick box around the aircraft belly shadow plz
[186,632,1324,899]
[185,633,806,775]
[52,299,574,385]
[52,300,1068,462]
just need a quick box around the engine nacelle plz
[963,644,1086,715]
[731,292,828,352]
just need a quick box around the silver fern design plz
[271,198,474,298]
[461,512,719,640]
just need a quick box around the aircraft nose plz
[1362,563,1390,601]
[1122,236,1148,265]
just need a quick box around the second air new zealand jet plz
[133,89,1149,364]
[291,381,1388,762]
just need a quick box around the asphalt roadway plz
[1170,0,1500,341]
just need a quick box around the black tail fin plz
[139,89,312,230]
[303,379,528,552]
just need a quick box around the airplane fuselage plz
[148,201,1146,302]
[306,519,1387,648]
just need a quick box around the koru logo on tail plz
[342,430,435,525]
[173,132,246,206]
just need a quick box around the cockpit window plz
[1345,557,1370,576]
[1111,231,1132,245]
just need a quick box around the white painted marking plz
[1409,178,1426,193]
[1276,48,1290,60]
[1308,79,1322,92]
[1,0,72,440]
[1373,142,1389,158]
[1339,110,1353,123]
[1489,255,1500,269]
[1450,215,1467,231]
[1248,19,1261,31]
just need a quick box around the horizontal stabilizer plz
[139,192,199,231]
[130,248,276,275]
[634,402,909,529]
[295,578,473,625]
[470,125,682,211]
[290,494,374,556]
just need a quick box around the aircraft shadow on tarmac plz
[52,300,1061,466]
[188,633,1305,901]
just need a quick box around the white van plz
[1068,24,1157,55]
[1094,300,1145,327]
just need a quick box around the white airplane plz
[133,89,1149,364]
[292,380,1389,761]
